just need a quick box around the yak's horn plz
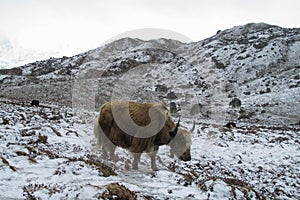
[174,117,180,135]
[190,121,196,133]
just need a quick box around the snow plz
[0,98,299,199]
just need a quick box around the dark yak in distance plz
[94,101,192,170]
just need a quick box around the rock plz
[229,98,241,107]
[155,84,168,92]
[238,108,255,120]
[166,92,177,100]
[190,103,202,115]
[253,40,268,49]
[259,88,271,94]
[225,122,237,129]
[212,57,226,69]
[31,100,40,106]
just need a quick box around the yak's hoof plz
[132,165,138,170]
[110,155,119,161]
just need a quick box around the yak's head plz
[154,114,181,146]
[169,122,194,161]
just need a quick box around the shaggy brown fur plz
[94,101,185,170]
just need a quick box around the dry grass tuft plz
[101,183,137,200]
[1,156,17,171]
[68,157,117,177]
[50,126,62,137]
[198,176,265,200]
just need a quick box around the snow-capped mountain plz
[0,23,300,199]
[0,35,60,69]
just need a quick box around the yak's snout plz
[178,149,191,161]
[179,154,191,161]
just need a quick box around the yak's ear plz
[170,117,180,138]
[169,131,176,138]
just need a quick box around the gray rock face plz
[0,23,299,126]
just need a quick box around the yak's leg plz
[149,151,158,171]
[108,145,117,161]
[102,137,116,160]
[101,143,109,159]
[169,149,174,158]
[148,146,159,171]
[103,142,116,160]
[99,137,108,159]
[132,153,141,170]
[102,149,108,159]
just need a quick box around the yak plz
[94,101,192,170]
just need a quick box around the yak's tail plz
[93,115,102,148]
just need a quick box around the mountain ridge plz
[0,22,299,126]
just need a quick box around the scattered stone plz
[225,122,237,129]
[166,92,177,100]
[31,100,40,106]
[229,98,241,107]
[253,40,268,49]
[190,103,202,115]
[212,57,226,69]
[1,117,9,125]
[238,109,255,120]
[155,84,168,92]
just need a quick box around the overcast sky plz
[1,0,299,56]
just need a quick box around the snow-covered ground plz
[1,98,299,199]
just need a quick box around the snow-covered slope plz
[0,23,300,199]
[0,98,299,199]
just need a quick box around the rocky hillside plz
[0,23,299,127]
